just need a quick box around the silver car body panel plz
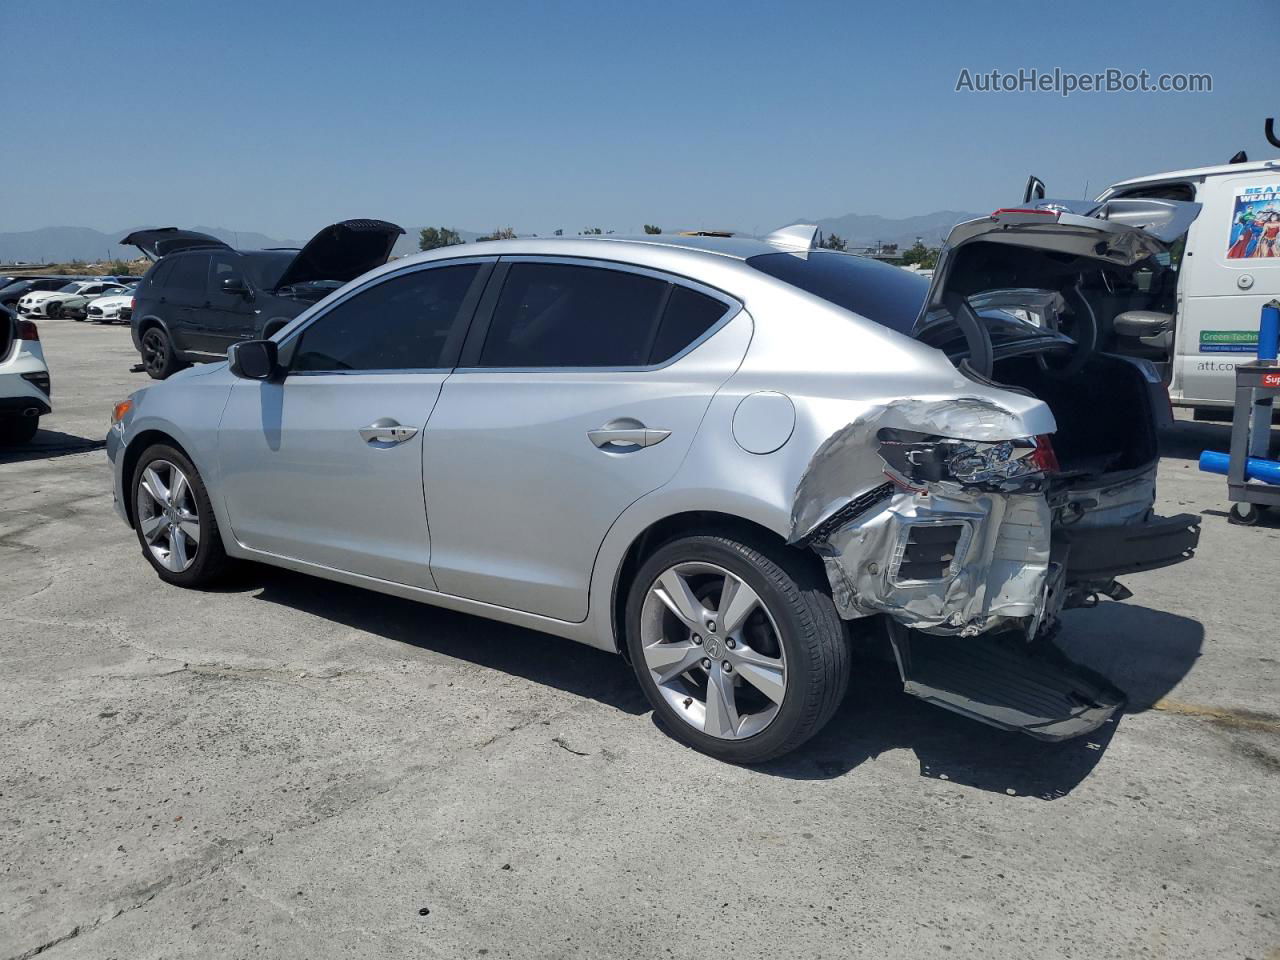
[109,234,1186,660]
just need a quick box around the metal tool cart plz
[1223,359,1280,525]
[1199,301,1280,526]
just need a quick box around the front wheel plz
[131,444,229,586]
[46,302,61,319]
[625,534,849,763]
[140,326,181,379]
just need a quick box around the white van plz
[1097,157,1280,415]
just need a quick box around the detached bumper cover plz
[888,624,1125,741]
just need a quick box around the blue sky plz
[1,0,1269,238]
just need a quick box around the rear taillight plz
[130,296,136,312]
[878,428,1058,488]
[17,319,39,341]
[1028,434,1060,474]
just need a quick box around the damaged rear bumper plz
[813,472,1199,639]
[809,473,1199,740]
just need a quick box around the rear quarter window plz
[746,250,928,335]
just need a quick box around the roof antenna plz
[1266,117,1280,150]
[1230,150,1249,164]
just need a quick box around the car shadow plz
[240,565,648,715]
[757,603,1203,798]
[236,566,1202,798]
[0,428,105,464]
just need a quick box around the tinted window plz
[650,285,728,362]
[746,251,928,335]
[479,263,667,367]
[208,252,246,293]
[144,259,174,290]
[293,264,480,372]
[165,254,210,294]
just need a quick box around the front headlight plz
[877,428,1059,489]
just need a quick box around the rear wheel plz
[140,326,181,379]
[0,416,39,445]
[131,444,229,586]
[625,533,849,763]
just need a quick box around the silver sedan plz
[107,223,1199,762]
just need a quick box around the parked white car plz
[84,289,135,324]
[0,305,51,444]
[17,280,123,318]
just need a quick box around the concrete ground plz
[2,319,1278,960]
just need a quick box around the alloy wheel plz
[135,459,200,572]
[141,330,166,376]
[639,561,787,740]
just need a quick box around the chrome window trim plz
[456,254,744,374]
[277,255,497,375]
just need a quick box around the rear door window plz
[165,254,211,296]
[649,285,729,362]
[477,262,724,368]
[292,263,482,372]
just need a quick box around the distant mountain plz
[0,225,302,264]
[790,210,983,250]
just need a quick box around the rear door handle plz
[587,419,671,450]
[359,417,418,446]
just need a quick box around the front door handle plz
[359,417,418,446]
[587,418,671,450]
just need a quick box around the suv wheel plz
[131,444,229,586]
[140,326,182,380]
[625,533,849,763]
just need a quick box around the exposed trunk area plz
[992,353,1159,479]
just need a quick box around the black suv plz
[125,220,403,379]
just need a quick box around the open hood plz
[120,228,231,261]
[913,198,1201,375]
[272,219,404,291]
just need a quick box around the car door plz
[202,251,258,353]
[216,258,492,587]
[160,252,215,353]
[423,257,750,622]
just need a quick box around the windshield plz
[746,250,928,335]
[58,282,84,292]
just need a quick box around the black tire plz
[0,416,39,445]
[625,533,849,763]
[130,443,230,587]
[140,325,182,380]
[1229,502,1262,526]
[46,301,61,319]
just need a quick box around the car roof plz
[396,234,808,272]
[1107,157,1280,191]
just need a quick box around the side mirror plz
[228,339,279,380]
[221,276,252,299]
